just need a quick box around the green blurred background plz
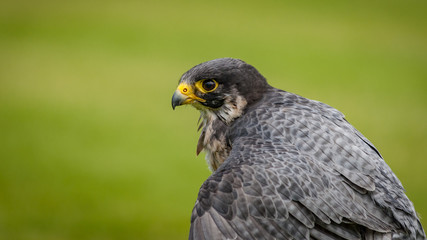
[0,0,426,239]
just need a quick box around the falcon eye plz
[202,80,216,91]
[195,79,219,93]
[201,79,218,92]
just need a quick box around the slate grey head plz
[171,58,270,112]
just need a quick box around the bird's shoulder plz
[190,88,425,239]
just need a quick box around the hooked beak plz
[171,83,206,110]
[171,90,187,110]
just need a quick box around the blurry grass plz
[0,0,426,239]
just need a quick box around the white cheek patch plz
[196,93,247,171]
[216,95,247,125]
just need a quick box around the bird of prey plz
[171,58,425,240]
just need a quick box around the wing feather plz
[189,91,423,239]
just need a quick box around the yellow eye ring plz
[195,79,218,93]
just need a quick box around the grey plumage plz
[172,58,425,240]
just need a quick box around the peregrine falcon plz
[171,58,425,240]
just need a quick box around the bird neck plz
[197,113,231,172]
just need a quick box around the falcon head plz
[171,58,269,123]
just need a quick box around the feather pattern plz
[174,58,425,240]
[189,89,425,240]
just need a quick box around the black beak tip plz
[171,91,181,110]
[171,98,176,110]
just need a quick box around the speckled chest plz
[197,118,230,172]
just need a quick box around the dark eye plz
[202,79,217,92]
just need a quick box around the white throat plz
[196,95,247,171]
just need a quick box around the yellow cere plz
[177,83,206,103]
